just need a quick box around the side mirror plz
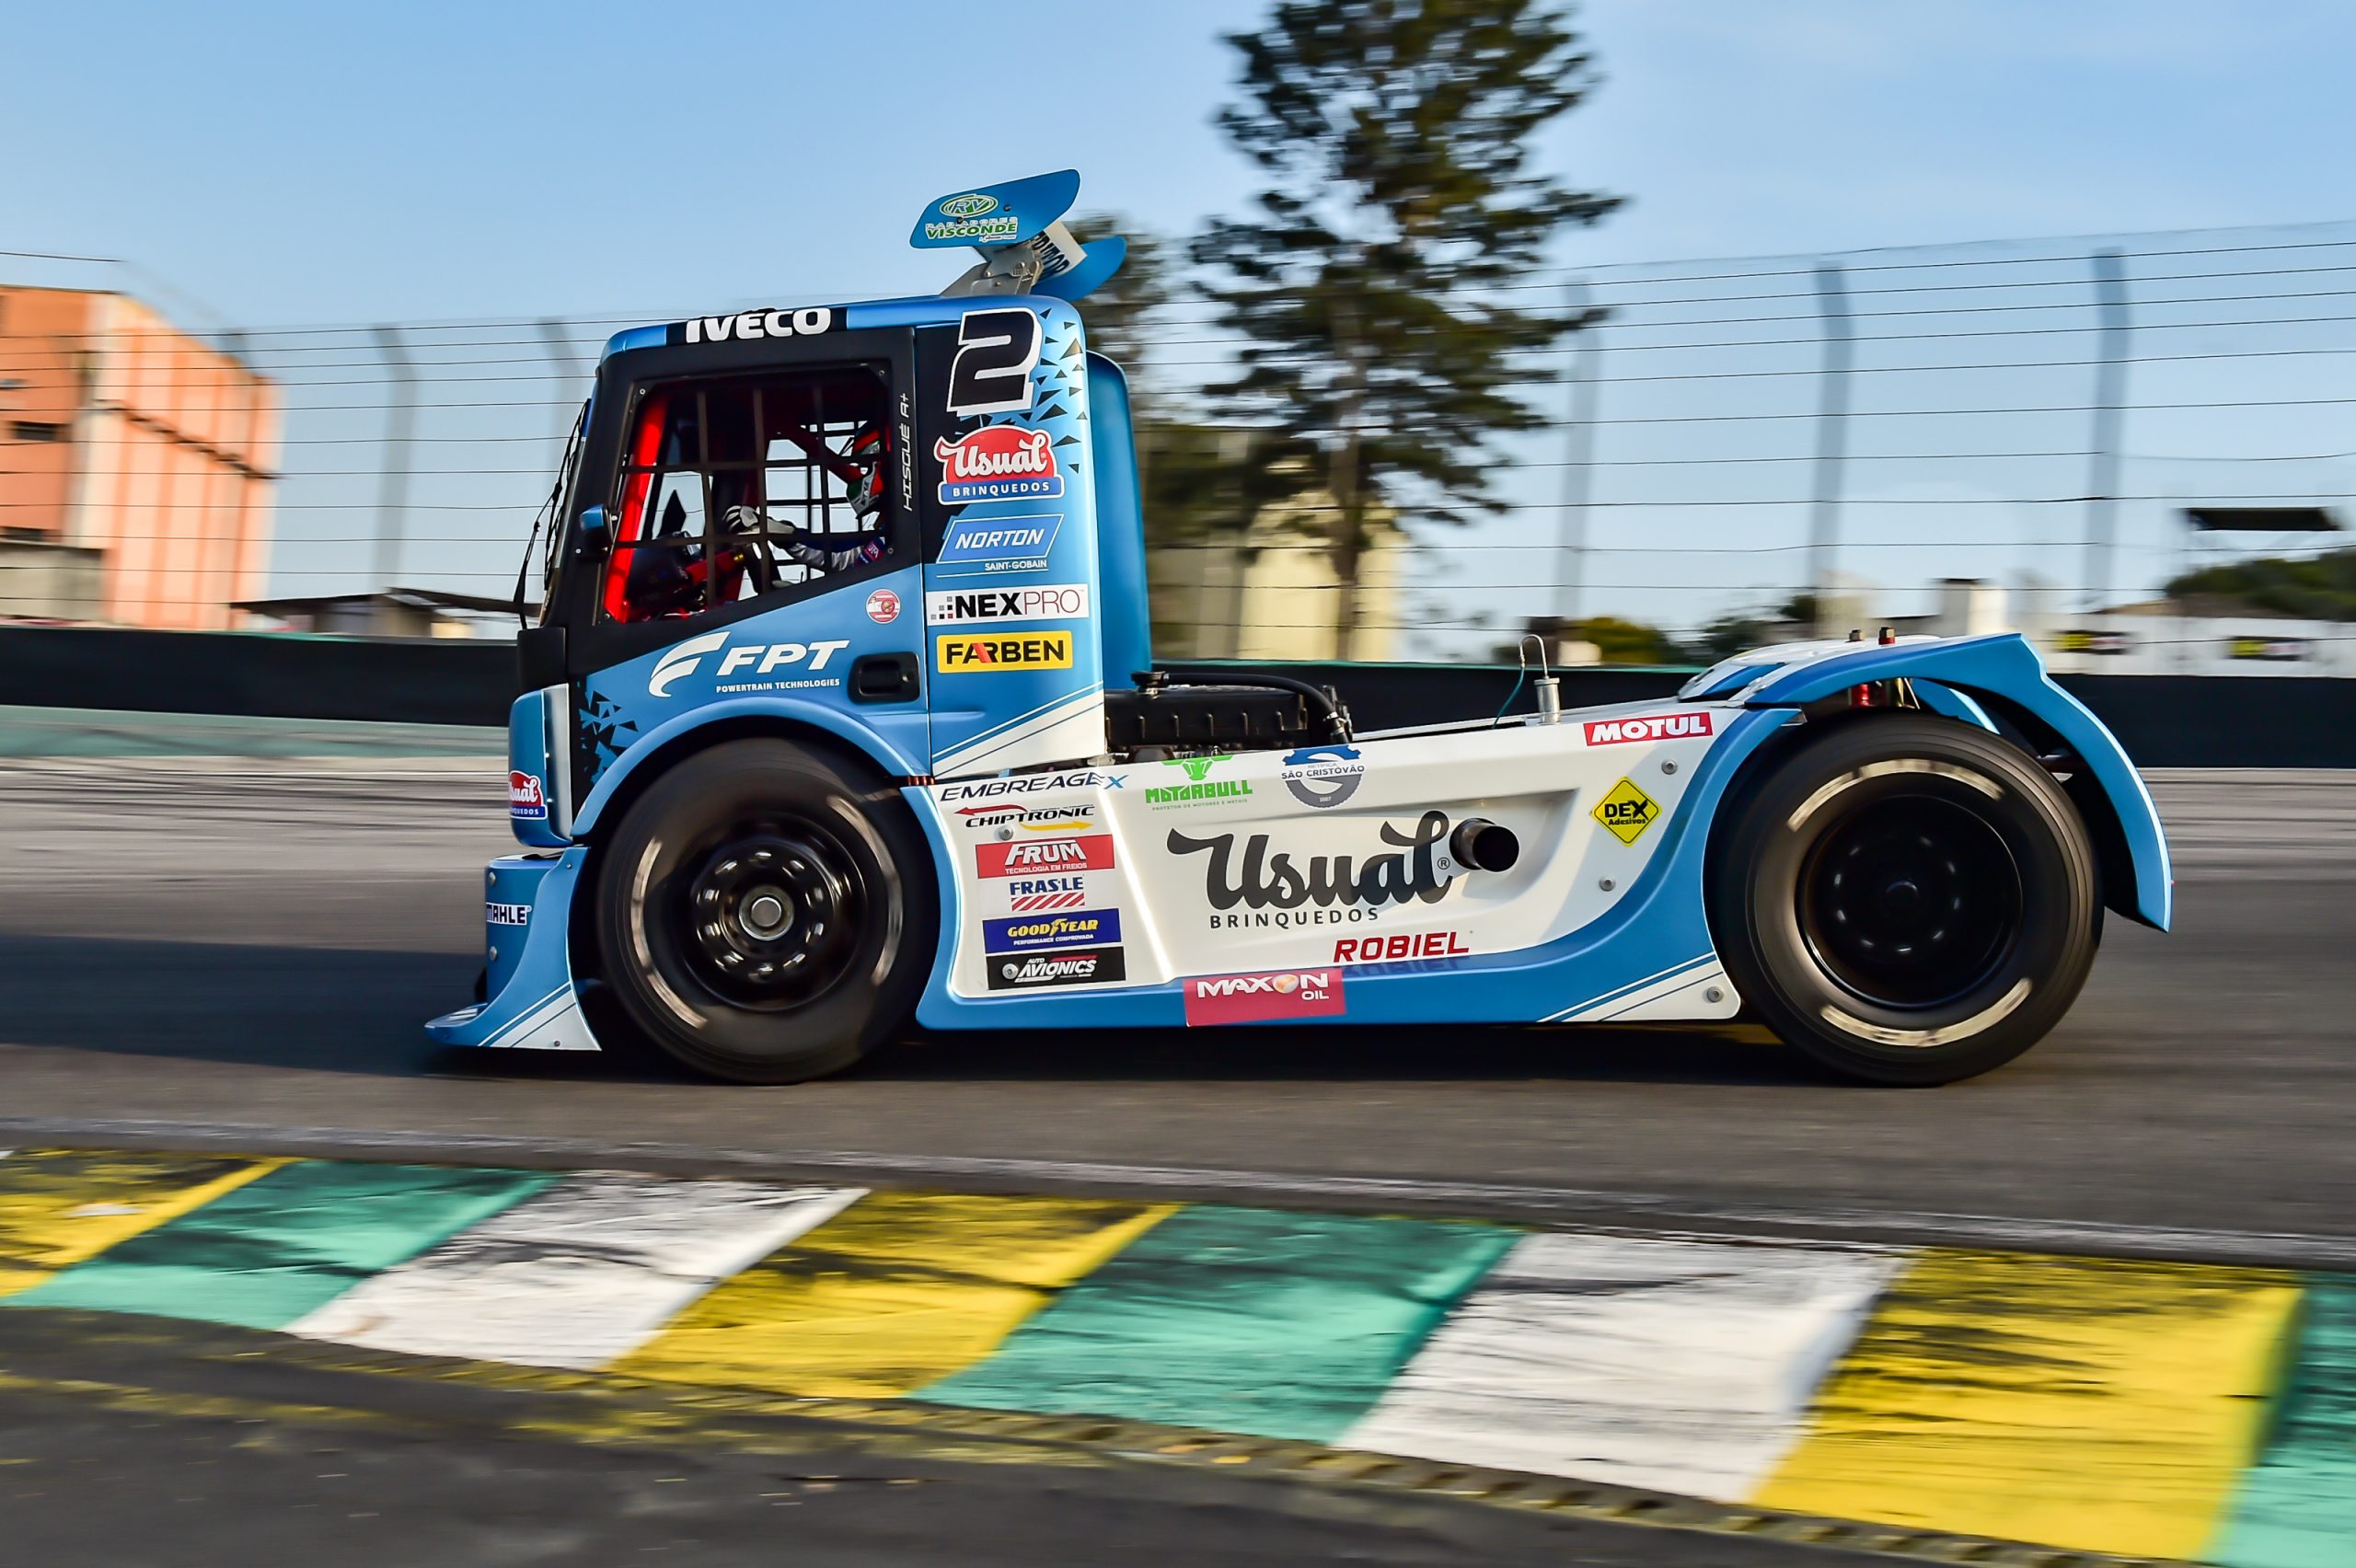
[574,504,609,559]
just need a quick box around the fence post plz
[2083,248,2131,613]
[1807,261,1854,635]
[371,325,416,590]
[1554,280,1603,630]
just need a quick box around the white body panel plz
[926,699,1743,1009]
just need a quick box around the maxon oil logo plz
[935,427,1063,504]
[936,630,1073,674]
[976,836,1116,878]
[1183,968,1347,1027]
[507,771,547,821]
[1583,712,1715,746]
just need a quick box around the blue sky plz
[7,1,2353,642]
[10,0,2351,323]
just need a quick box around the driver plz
[723,422,889,572]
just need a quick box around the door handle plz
[849,652,920,704]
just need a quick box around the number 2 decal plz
[945,308,1042,418]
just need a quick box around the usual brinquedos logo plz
[1280,744,1366,810]
[1148,755,1253,809]
[507,772,547,821]
[934,426,1064,505]
[1167,811,1456,929]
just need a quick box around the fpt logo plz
[976,836,1117,878]
[934,427,1064,505]
[1183,968,1348,1026]
[646,632,852,698]
[1583,712,1715,746]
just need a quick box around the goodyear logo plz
[1593,777,1660,845]
[936,629,1074,674]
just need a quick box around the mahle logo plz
[1149,755,1253,809]
[939,192,999,219]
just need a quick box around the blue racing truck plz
[433,171,2170,1086]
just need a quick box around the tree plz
[1192,0,1619,657]
[2165,548,2356,621]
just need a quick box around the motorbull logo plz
[934,426,1064,504]
[1166,811,1456,928]
[1583,712,1715,746]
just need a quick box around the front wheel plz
[1707,716,2101,1086]
[590,737,934,1084]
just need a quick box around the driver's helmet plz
[848,423,888,520]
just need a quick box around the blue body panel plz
[424,849,600,1052]
[505,690,568,849]
[1741,633,2172,930]
[1085,353,1152,689]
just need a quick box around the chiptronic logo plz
[1583,712,1715,746]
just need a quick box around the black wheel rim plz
[1797,789,2023,1011]
[675,817,866,1011]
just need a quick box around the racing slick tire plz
[590,737,934,1084]
[1707,715,2100,1086]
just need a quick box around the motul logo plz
[976,836,1117,878]
[1583,712,1716,746]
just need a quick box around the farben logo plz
[935,630,1074,674]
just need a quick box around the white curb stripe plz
[1344,1233,1898,1499]
[290,1174,864,1368]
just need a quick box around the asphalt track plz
[0,758,2349,1563]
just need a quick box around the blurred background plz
[6,0,2354,684]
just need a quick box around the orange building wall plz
[0,285,279,628]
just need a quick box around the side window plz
[599,365,895,625]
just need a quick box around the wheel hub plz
[1800,792,2021,1010]
[685,831,860,1007]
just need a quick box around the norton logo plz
[1583,712,1716,746]
[1149,755,1253,808]
[936,630,1073,674]
[977,836,1117,878]
[1593,778,1661,846]
[939,192,999,219]
[1281,744,1367,810]
[646,632,852,697]
[1183,968,1347,1027]
[507,771,547,821]
[934,427,1064,504]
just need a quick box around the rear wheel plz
[590,738,933,1084]
[1707,716,2100,1085]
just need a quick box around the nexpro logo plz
[647,632,853,698]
